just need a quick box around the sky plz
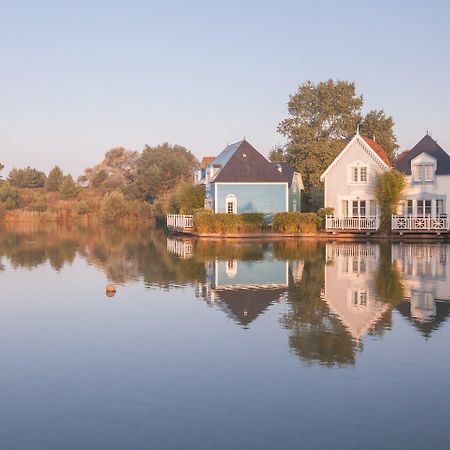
[1,0,450,177]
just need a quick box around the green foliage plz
[0,181,20,209]
[272,212,318,233]
[100,191,128,223]
[76,200,91,215]
[194,212,265,234]
[376,170,406,232]
[132,143,197,201]
[45,166,64,191]
[360,110,398,159]
[268,145,286,162]
[28,195,47,212]
[278,79,398,198]
[375,244,405,305]
[317,207,334,230]
[177,184,205,214]
[59,175,79,199]
[8,167,46,188]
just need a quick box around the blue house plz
[194,140,303,214]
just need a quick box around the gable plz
[213,140,287,183]
[395,135,450,175]
[320,134,390,181]
[411,153,437,164]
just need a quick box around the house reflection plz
[323,243,390,340]
[197,256,294,327]
[393,244,450,337]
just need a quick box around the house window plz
[342,200,349,217]
[406,200,413,216]
[413,165,423,182]
[417,200,424,216]
[425,200,432,216]
[369,200,377,216]
[360,167,368,183]
[225,194,237,214]
[425,164,434,181]
[352,200,366,217]
[349,166,368,184]
[436,199,445,216]
[417,200,432,216]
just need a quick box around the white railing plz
[166,214,194,230]
[325,215,380,231]
[391,215,449,231]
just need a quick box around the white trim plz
[213,182,288,185]
[225,193,237,214]
[285,184,289,211]
[320,134,390,181]
[214,184,218,213]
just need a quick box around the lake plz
[1,224,449,450]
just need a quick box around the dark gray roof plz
[212,140,288,183]
[272,162,295,186]
[395,135,450,175]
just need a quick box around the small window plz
[425,200,432,216]
[407,200,413,216]
[425,164,434,181]
[369,200,377,216]
[225,194,237,214]
[342,200,349,217]
[413,165,423,182]
[417,200,424,216]
[360,167,368,183]
[360,201,366,217]
[352,167,358,182]
[352,201,359,217]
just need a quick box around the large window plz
[413,163,435,182]
[417,200,432,216]
[352,200,366,217]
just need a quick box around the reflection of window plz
[349,289,369,308]
[226,260,237,278]
[225,194,237,214]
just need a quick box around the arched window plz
[225,194,237,214]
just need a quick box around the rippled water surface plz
[1,224,449,449]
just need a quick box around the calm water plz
[0,224,449,450]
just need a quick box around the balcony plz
[325,216,380,231]
[391,215,449,232]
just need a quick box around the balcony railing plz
[391,215,449,232]
[325,215,380,231]
[166,214,194,230]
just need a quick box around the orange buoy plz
[106,284,116,297]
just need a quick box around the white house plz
[392,134,450,232]
[320,132,391,231]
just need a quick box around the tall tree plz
[360,109,398,158]
[8,167,46,188]
[45,166,64,191]
[131,143,197,201]
[277,79,397,196]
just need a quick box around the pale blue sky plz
[1,0,449,176]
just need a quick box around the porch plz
[166,214,194,231]
[325,216,380,232]
[391,215,449,232]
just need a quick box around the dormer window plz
[412,163,435,182]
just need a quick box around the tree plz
[131,143,197,201]
[360,110,398,158]
[100,190,128,223]
[0,181,20,209]
[0,163,4,179]
[268,145,286,163]
[8,167,46,188]
[176,183,205,214]
[45,166,64,191]
[59,175,79,199]
[82,147,139,187]
[376,170,406,232]
[278,79,398,199]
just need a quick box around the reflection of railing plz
[325,216,379,231]
[167,214,194,230]
[327,243,378,258]
[166,237,193,259]
[392,215,449,232]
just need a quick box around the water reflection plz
[1,224,450,367]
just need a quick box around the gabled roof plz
[394,135,450,175]
[212,140,288,183]
[320,134,391,181]
[361,136,391,166]
[199,157,215,170]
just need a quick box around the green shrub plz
[100,190,128,223]
[137,201,154,220]
[272,212,319,233]
[59,175,79,199]
[0,202,6,221]
[194,212,265,234]
[317,207,334,230]
[28,195,47,212]
[0,181,20,209]
[76,200,91,215]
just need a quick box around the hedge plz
[272,212,319,233]
[194,212,266,234]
